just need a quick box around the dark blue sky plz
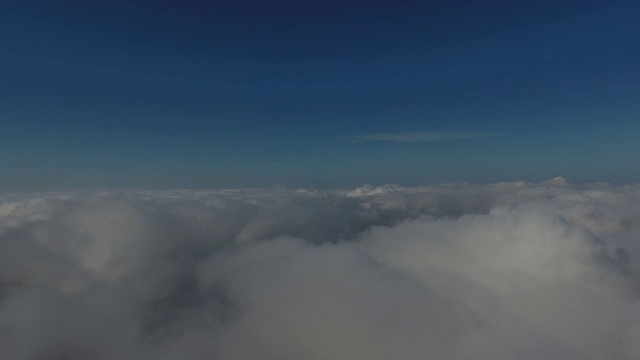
[1,0,639,190]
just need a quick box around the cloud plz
[354,131,502,143]
[1,181,640,359]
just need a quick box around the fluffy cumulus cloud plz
[1,180,640,359]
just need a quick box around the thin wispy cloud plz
[354,131,502,143]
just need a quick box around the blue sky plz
[1,0,639,190]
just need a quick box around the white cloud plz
[0,181,639,359]
[354,131,502,143]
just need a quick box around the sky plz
[1,0,639,190]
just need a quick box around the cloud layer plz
[1,181,640,359]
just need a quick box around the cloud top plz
[1,181,639,359]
